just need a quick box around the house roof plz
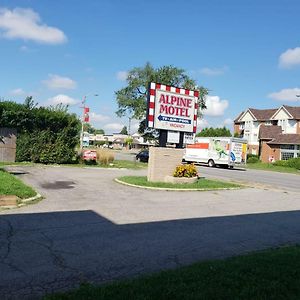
[283,105,300,119]
[234,111,244,122]
[259,124,300,144]
[267,134,300,145]
[113,138,126,143]
[259,125,283,140]
[235,105,300,123]
[248,108,278,121]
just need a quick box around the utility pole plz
[79,94,98,152]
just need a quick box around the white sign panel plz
[183,132,195,144]
[154,89,196,133]
[167,131,180,143]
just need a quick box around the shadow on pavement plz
[1,209,300,299]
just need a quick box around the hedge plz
[0,99,81,164]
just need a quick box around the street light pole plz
[79,94,98,152]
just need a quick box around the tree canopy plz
[119,126,128,135]
[83,123,104,134]
[115,62,208,120]
[196,127,232,137]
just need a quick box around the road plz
[113,150,300,192]
[198,165,300,192]
[0,165,300,299]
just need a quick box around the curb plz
[0,193,43,210]
[114,178,242,192]
[20,193,43,204]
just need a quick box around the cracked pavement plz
[0,165,300,299]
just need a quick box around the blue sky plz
[1,0,300,133]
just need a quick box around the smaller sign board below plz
[184,132,195,144]
[167,131,180,144]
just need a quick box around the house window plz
[265,121,272,126]
[281,152,295,160]
[245,121,251,128]
[280,145,295,150]
[280,144,300,160]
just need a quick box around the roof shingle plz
[248,108,278,121]
[283,105,300,119]
[267,134,300,145]
[259,125,283,139]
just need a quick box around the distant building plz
[234,105,300,162]
[87,132,156,149]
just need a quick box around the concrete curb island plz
[114,178,242,192]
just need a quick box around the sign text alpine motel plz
[147,82,198,133]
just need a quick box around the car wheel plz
[208,159,215,167]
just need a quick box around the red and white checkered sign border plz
[147,82,199,133]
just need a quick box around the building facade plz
[234,105,300,162]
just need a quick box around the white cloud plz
[199,66,228,76]
[279,47,300,68]
[130,119,140,133]
[268,88,300,101]
[0,8,67,44]
[103,123,124,132]
[223,118,233,126]
[43,74,76,90]
[203,95,229,117]
[89,112,110,123]
[9,88,25,96]
[197,118,209,130]
[20,45,29,51]
[47,94,78,106]
[116,71,128,81]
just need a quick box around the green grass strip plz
[44,245,300,300]
[246,162,299,174]
[117,176,241,189]
[0,169,36,199]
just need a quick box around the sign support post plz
[146,82,199,182]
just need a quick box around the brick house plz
[234,105,300,162]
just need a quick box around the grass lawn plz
[62,160,147,169]
[97,160,147,169]
[0,160,147,170]
[246,162,299,174]
[117,176,241,190]
[0,169,36,199]
[44,245,300,300]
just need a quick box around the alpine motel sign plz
[147,82,199,133]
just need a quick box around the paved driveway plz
[1,166,300,299]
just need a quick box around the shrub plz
[247,156,260,163]
[286,157,300,170]
[273,158,300,169]
[173,164,198,178]
[0,100,80,164]
[96,149,114,165]
[273,160,289,167]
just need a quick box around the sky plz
[1,0,300,134]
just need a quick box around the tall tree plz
[120,126,128,135]
[83,123,104,134]
[196,127,232,137]
[115,62,208,130]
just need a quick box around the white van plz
[183,137,247,168]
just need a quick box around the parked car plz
[136,150,149,162]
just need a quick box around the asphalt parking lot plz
[1,165,300,299]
